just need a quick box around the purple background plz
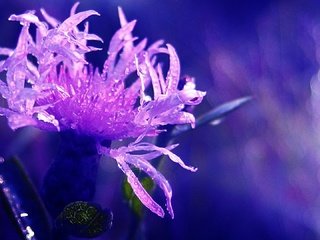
[1,0,320,239]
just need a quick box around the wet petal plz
[125,155,174,218]
[165,44,180,95]
[58,10,100,33]
[110,150,165,217]
[133,142,197,172]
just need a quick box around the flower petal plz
[110,150,165,218]
[125,155,174,218]
[131,142,197,172]
[58,10,100,33]
[109,141,196,218]
[165,44,180,95]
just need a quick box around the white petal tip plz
[191,167,198,172]
[155,208,165,218]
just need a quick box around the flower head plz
[0,4,205,218]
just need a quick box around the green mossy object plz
[55,201,113,238]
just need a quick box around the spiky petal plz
[109,142,196,218]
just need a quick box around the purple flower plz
[0,3,205,218]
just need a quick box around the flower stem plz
[41,130,100,219]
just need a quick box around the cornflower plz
[0,3,205,218]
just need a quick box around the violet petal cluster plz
[0,4,205,218]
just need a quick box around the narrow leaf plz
[172,96,252,137]
[0,157,51,240]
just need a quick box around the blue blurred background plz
[2,0,320,239]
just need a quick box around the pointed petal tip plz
[170,143,179,149]
[184,164,198,172]
[157,209,165,218]
[166,43,176,52]
[8,14,15,21]
[40,8,59,27]
[91,10,101,16]
[79,9,101,17]
[169,211,174,219]
[191,167,198,172]
[70,2,81,15]
[118,6,124,15]
[118,6,127,27]
[166,203,174,219]
[131,19,138,25]
[118,7,136,28]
